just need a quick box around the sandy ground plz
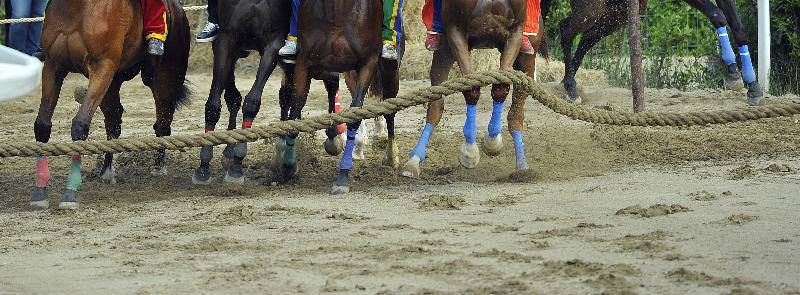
[1,70,799,294]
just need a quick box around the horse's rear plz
[32,0,190,210]
[402,0,540,179]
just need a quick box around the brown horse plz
[401,0,543,178]
[31,0,190,209]
[283,0,403,194]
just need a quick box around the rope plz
[0,5,208,24]
[1,69,798,158]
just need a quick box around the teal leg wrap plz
[67,157,82,192]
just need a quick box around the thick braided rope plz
[1,69,798,158]
[0,5,208,25]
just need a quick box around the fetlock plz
[746,82,763,106]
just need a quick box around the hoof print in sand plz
[729,165,755,180]
[690,190,734,201]
[616,204,690,218]
[720,214,758,226]
[765,163,793,173]
[416,194,466,210]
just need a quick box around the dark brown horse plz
[545,0,763,106]
[32,0,190,209]
[401,0,543,178]
[283,0,403,194]
[191,0,347,185]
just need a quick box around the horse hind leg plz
[322,74,345,156]
[507,54,538,170]
[378,59,400,169]
[31,61,67,209]
[716,0,762,105]
[98,78,126,184]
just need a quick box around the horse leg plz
[683,0,744,92]
[194,37,236,184]
[508,54,537,170]
[98,78,125,184]
[565,3,626,104]
[379,59,401,168]
[273,68,294,172]
[322,73,346,156]
[560,0,604,103]
[401,47,455,178]
[445,27,481,169]
[283,60,312,181]
[331,56,379,195]
[31,61,66,209]
[61,59,118,210]
[717,0,762,105]
[481,23,523,157]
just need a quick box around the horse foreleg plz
[62,59,117,210]
[98,78,125,185]
[379,59,401,168]
[508,54,537,170]
[445,28,481,169]
[194,38,236,185]
[401,48,455,178]
[331,56,379,195]
[716,0,762,104]
[31,61,66,209]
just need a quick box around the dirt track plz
[1,70,799,294]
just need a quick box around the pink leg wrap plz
[35,156,51,188]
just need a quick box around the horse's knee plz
[707,7,727,28]
[242,98,261,121]
[491,84,511,102]
[463,87,481,105]
[70,118,91,141]
[204,99,223,127]
[34,119,53,143]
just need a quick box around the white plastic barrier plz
[0,45,43,101]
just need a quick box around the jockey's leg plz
[520,0,540,54]
[279,0,300,56]
[423,0,443,51]
[141,0,167,55]
[381,0,404,60]
[196,0,220,42]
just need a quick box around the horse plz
[191,0,348,185]
[401,0,543,179]
[283,0,404,194]
[544,0,763,106]
[31,0,190,209]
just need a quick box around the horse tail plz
[165,0,192,110]
[538,0,552,60]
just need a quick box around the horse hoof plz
[150,167,168,176]
[331,184,350,195]
[517,160,530,171]
[224,172,245,184]
[383,156,400,169]
[565,95,582,104]
[724,64,745,91]
[73,86,87,104]
[725,78,745,92]
[746,82,763,106]
[324,135,344,156]
[30,187,49,209]
[401,156,421,178]
[192,165,212,185]
[59,190,79,210]
[370,118,388,142]
[353,139,367,160]
[220,155,233,172]
[281,163,299,181]
[101,166,117,184]
[459,143,480,169]
[383,140,400,168]
[480,134,503,157]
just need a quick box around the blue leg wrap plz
[717,27,736,65]
[340,129,357,170]
[410,123,433,161]
[464,104,477,144]
[512,130,528,169]
[738,45,757,84]
[488,101,504,138]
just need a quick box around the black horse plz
[544,0,763,106]
[192,0,346,185]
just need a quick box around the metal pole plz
[628,0,645,113]
[757,0,770,92]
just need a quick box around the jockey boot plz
[382,43,398,60]
[196,22,219,43]
[520,35,535,55]
[425,32,441,51]
[147,38,165,56]
[279,40,297,56]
